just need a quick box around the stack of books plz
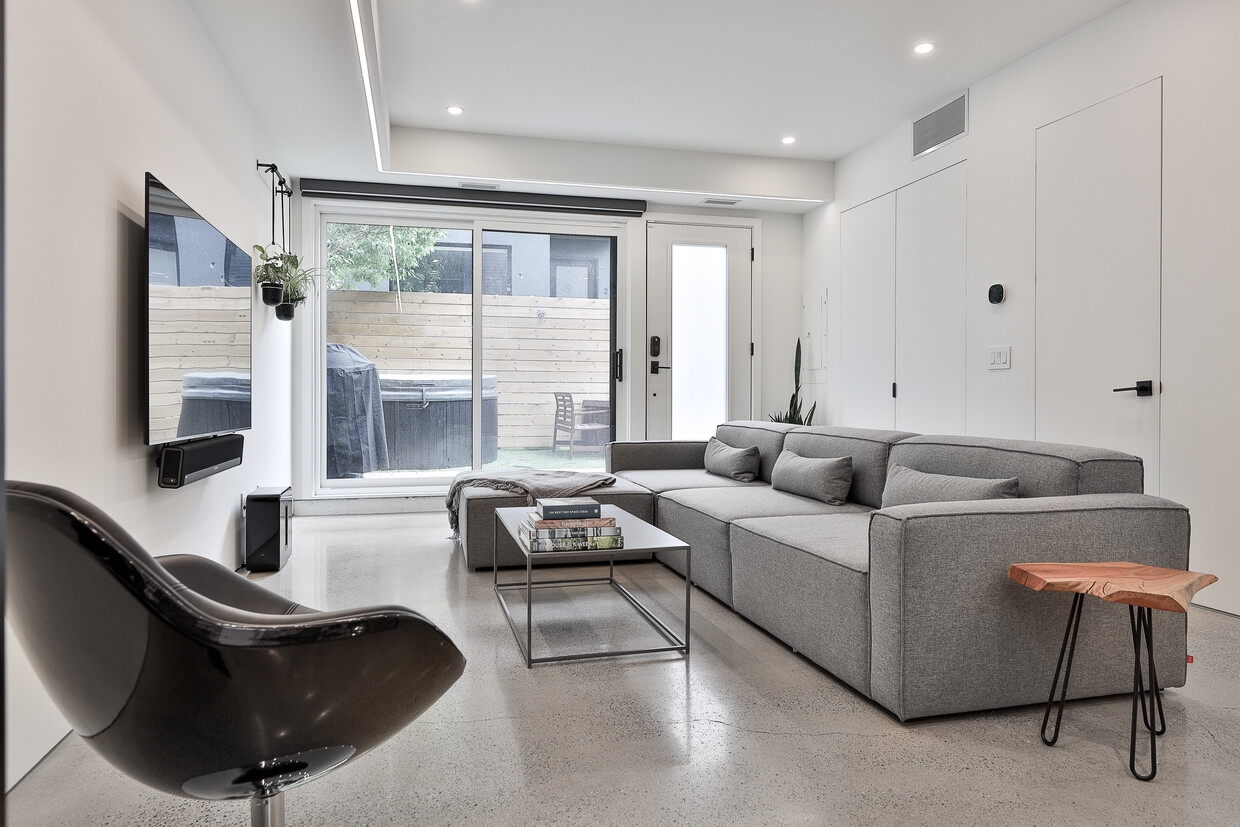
[519,497,623,552]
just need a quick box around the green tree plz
[325,223,446,291]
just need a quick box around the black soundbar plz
[156,434,244,489]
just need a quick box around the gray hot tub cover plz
[326,343,389,478]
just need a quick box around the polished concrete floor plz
[7,511,1240,825]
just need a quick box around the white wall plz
[391,127,834,206]
[4,0,291,788]
[803,0,1240,613]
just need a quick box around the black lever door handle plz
[1112,380,1153,397]
[650,360,672,375]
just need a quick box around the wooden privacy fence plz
[327,290,611,449]
[148,285,251,444]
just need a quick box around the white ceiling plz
[191,0,1131,184]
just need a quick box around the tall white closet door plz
[895,163,967,434]
[1035,80,1161,491]
[839,194,896,428]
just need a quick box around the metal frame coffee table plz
[493,504,691,667]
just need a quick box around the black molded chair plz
[5,481,466,826]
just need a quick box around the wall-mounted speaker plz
[156,433,244,489]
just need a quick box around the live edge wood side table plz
[1008,562,1217,781]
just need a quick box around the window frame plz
[297,199,629,499]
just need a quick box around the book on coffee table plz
[525,515,616,530]
[518,530,625,553]
[521,522,622,540]
[535,497,601,520]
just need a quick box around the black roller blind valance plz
[299,178,647,218]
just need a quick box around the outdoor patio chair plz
[551,392,609,458]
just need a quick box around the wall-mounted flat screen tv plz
[145,173,252,445]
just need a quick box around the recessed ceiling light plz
[914,42,936,55]
[446,105,464,115]
[782,136,797,145]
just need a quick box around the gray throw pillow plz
[771,450,853,506]
[704,437,760,482]
[881,464,1020,508]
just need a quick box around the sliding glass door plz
[318,211,617,490]
[480,230,616,470]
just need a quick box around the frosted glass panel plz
[671,244,727,440]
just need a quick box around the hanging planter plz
[253,244,317,321]
[260,282,284,306]
[274,286,307,322]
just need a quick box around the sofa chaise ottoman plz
[457,476,655,570]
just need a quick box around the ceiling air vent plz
[913,92,968,158]
[458,181,500,190]
[702,197,741,206]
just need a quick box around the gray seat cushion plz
[654,486,869,606]
[614,468,761,494]
[731,513,874,694]
[658,485,872,523]
[733,512,873,573]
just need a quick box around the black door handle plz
[1112,380,1153,397]
[613,349,623,382]
[650,360,672,375]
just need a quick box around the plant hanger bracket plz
[257,161,293,249]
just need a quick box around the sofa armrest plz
[606,440,708,473]
[867,493,1191,721]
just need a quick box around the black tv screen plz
[145,173,252,445]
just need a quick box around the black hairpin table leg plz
[1129,605,1164,781]
[1011,561,1216,783]
[1041,592,1085,746]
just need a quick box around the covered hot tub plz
[379,374,498,470]
[177,371,252,438]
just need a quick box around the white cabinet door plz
[1035,80,1162,492]
[895,162,967,434]
[839,165,967,433]
[839,194,896,428]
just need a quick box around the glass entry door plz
[645,223,753,440]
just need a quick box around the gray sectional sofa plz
[458,421,1192,721]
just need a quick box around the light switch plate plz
[988,346,1012,370]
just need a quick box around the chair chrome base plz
[252,792,285,827]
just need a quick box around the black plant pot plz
[274,302,296,321]
[260,282,284,306]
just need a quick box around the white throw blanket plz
[445,469,616,536]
